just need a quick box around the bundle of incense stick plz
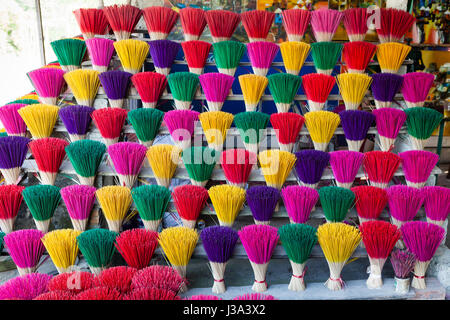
[220,148,256,188]
[278,223,317,291]
[200,226,239,294]
[205,10,241,43]
[247,41,279,76]
[179,7,207,41]
[317,222,361,291]
[279,41,311,76]
[146,144,181,188]
[142,6,179,40]
[282,9,311,42]
[239,224,279,292]
[241,9,275,42]
[351,185,388,224]
[401,221,444,289]
[158,226,199,293]
[360,220,401,289]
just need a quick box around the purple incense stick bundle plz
[246,186,281,225]
[0,136,30,185]
[107,142,147,189]
[60,185,96,231]
[294,150,330,189]
[200,226,239,294]
[238,224,279,292]
[27,68,65,105]
[199,73,235,112]
[329,150,363,189]
[0,273,52,300]
[402,72,435,108]
[163,109,199,151]
[148,39,181,76]
[390,248,416,293]
[98,70,132,108]
[370,73,403,109]
[399,150,439,189]
[4,229,46,276]
[58,105,95,142]
[421,186,450,227]
[85,38,115,73]
[372,108,406,152]
[339,110,375,152]
[0,104,28,137]
[281,185,319,223]
[387,185,424,249]
[401,221,445,289]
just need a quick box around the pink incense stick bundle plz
[241,10,275,42]
[107,142,147,189]
[282,8,311,42]
[421,186,450,227]
[270,112,305,153]
[0,185,25,234]
[131,72,167,108]
[4,229,45,276]
[60,185,96,231]
[181,40,212,75]
[28,138,69,186]
[387,185,424,249]
[402,72,435,108]
[310,9,344,42]
[220,148,257,188]
[163,109,199,151]
[351,185,388,224]
[0,273,52,300]
[85,38,115,73]
[142,6,179,40]
[0,104,27,137]
[281,185,319,224]
[362,151,401,189]
[27,68,65,105]
[239,224,279,292]
[103,4,142,41]
[199,73,234,112]
[246,41,279,77]
[360,221,400,289]
[329,150,364,189]
[343,8,369,42]
[91,108,128,146]
[342,41,376,73]
[372,108,407,152]
[399,150,439,189]
[302,73,336,111]
[401,221,445,289]
[179,7,207,41]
